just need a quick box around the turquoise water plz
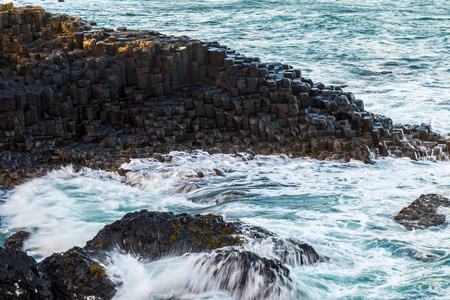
[3,0,450,298]
[1,153,450,298]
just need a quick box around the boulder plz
[40,247,117,300]
[4,230,31,251]
[84,210,324,265]
[84,211,244,259]
[394,194,450,230]
[0,247,51,300]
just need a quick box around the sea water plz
[2,0,450,299]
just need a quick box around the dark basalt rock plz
[84,210,244,259]
[0,4,449,190]
[4,230,31,251]
[394,194,450,230]
[192,249,299,299]
[229,222,327,265]
[0,210,325,299]
[40,247,116,300]
[85,210,324,265]
[0,247,51,300]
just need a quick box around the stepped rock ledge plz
[0,3,449,187]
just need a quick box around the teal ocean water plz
[2,0,450,299]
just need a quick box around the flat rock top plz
[394,194,450,230]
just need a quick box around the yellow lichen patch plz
[95,243,103,248]
[170,234,176,241]
[90,263,106,277]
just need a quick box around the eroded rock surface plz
[85,210,324,265]
[3,230,31,250]
[0,247,51,300]
[394,194,450,230]
[0,210,325,299]
[40,247,116,300]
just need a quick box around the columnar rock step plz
[0,3,449,187]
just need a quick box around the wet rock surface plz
[85,210,243,259]
[85,210,324,265]
[192,249,299,300]
[0,210,325,299]
[0,247,51,300]
[40,247,116,300]
[3,230,31,250]
[394,194,450,230]
[0,3,448,188]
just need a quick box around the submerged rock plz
[0,247,51,300]
[394,194,450,230]
[40,247,116,300]
[4,230,31,251]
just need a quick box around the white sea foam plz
[1,152,449,298]
[106,251,299,300]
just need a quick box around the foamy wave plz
[107,251,300,300]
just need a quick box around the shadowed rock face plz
[84,210,243,259]
[190,249,299,300]
[40,247,117,300]
[85,210,324,265]
[394,194,450,230]
[3,230,31,251]
[0,247,51,300]
[0,210,325,299]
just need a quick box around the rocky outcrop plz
[85,210,324,265]
[40,247,116,300]
[0,247,51,300]
[85,210,243,259]
[394,194,450,230]
[3,230,30,250]
[190,249,299,300]
[0,211,325,299]
[0,3,449,187]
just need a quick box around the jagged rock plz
[394,194,450,230]
[84,211,244,259]
[229,222,326,265]
[4,230,31,251]
[190,249,300,300]
[85,210,324,265]
[0,247,51,300]
[40,247,116,300]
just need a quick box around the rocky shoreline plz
[0,3,449,188]
[1,211,326,299]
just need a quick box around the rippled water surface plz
[1,153,450,298]
[3,0,450,299]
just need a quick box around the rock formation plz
[0,247,51,300]
[0,3,448,187]
[394,194,450,230]
[0,210,325,299]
